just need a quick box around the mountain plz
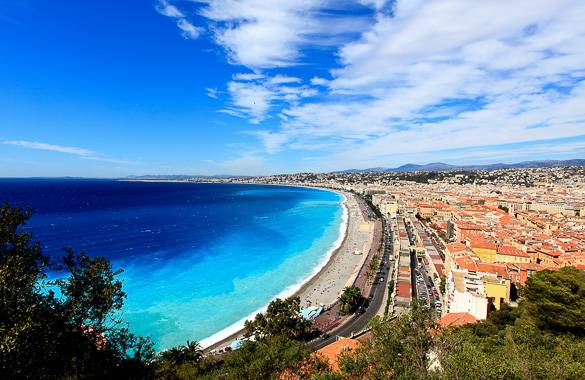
[123,174,249,180]
[337,159,585,173]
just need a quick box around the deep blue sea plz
[0,180,345,349]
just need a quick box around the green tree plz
[338,303,437,379]
[439,277,446,295]
[439,322,585,379]
[366,255,380,282]
[339,286,363,315]
[155,341,206,379]
[520,266,585,335]
[200,335,309,379]
[0,204,153,379]
[244,296,315,341]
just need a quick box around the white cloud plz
[4,140,95,156]
[155,0,184,18]
[223,74,317,123]
[199,0,321,68]
[206,87,218,99]
[268,75,302,85]
[232,72,265,81]
[176,18,202,39]
[155,0,202,40]
[3,140,138,166]
[253,0,585,166]
[225,81,274,123]
[359,0,390,11]
[154,0,585,171]
[197,0,372,69]
[310,77,329,86]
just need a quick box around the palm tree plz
[339,286,363,315]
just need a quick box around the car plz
[379,277,385,283]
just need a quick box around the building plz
[468,239,497,263]
[496,245,531,264]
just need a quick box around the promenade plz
[298,192,375,307]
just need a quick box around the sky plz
[1,0,585,177]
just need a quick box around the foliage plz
[436,266,585,379]
[155,341,206,379]
[186,335,310,380]
[244,296,316,341]
[339,286,363,315]
[520,266,585,335]
[438,322,585,379]
[0,203,154,379]
[366,255,380,281]
[384,279,395,316]
[439,277,446,295]
[338,302,437,379]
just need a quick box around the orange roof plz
[476,262,509,278]
[315,338,358,372]
[438,312,478,328]
[396,282,412,298]
[540,249,562,257]
[446,242,467,254]
[469,239,496,250]
[497,245,529,257]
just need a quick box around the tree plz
[521,266,585,335]
[0,203,154,379]
[438,320,585,379]
[436,267,585,379]
[366,255,380,282]
[155,341,205,379]
[339,286,363,315]
[338,303,437,379]
[244,296,315,341]
[209,335,308,379]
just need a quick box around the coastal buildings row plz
[215,166,585,322]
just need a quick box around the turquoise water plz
[0,180,345,349]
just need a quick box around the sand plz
[296,191,374,307]
[205,190,376,352]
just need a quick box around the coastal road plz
[308,224,393,351]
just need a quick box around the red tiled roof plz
[438,312,478,328]
[315,338,359,372]
[497,245,529,257]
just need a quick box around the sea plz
[0,179,346,350]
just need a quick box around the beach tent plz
[230,339,243,351]
[300,306,323,321]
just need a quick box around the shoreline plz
[121,180,368,352]
[200,189,350,350]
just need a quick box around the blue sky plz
[1,0,585,177]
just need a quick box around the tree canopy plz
[244,296,316,341]
[0,203,153,379]
[339,286,363,315]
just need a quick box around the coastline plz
[200,189,350,349]
[121,180,371,352]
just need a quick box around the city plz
[203,165,585,327]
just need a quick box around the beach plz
[296,191,374,307]
[204,189,375,351]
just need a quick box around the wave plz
[200,191,349,348]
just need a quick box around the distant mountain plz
[337,159,585,173]
[123,174,249,180]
